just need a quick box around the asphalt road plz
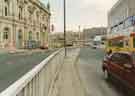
[77,47,135,96]
[0,49,55,92]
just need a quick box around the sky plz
[41,0,118,32]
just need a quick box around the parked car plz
[40,44,48,49]
[84,43,90,46]
[102,52,135,90]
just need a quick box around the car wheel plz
[104,70,110,80]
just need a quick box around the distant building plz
[49,33,64,48]
[49,31,83,48]
[0,0,50,49]
[108,0,135,33]
[83,27,107,40]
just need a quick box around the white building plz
[0,0,50,49]
[108,0,135,30]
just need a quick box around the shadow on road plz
[106,78,135,96]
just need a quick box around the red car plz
[102,52,135,90]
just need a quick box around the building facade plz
[83,27,107,40]
[108,0,135,32]
[0,0,50,49]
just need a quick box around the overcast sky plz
[41,0,118,32]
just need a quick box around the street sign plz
[51,24,54,32]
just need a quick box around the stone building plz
[83,27,107,40]
[49,31,82,48]
[108,0,135,32]
[0,0,50,49]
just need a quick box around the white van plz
[92,36,104,48]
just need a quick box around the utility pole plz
[78,25,81,44]
[64,0,67,56]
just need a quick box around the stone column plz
[0,0,3,16]
[9,0,16,50]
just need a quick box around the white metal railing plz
[0,49,64,96]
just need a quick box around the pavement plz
[49,48,86,96]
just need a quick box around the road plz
[77,47,134,96]
[0,50,55,92]
[1,47,135,95]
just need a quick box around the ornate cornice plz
[29,0,51,15]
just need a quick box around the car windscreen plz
[111,53,131,64]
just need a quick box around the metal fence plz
[24,40,41,49]
[0,49,64,96]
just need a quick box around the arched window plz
[5,7,8,16]
[3,28,9,40]
[4,0,9,16]
[19,6,23,20]
[18,30,22,39]
[44,26,47,31]
[36,32,39,40]
[28,12,32,23]
[28,31,32,40]
[36,11,39,22]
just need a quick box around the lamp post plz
[64,0,67,56]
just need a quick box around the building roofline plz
[109,0,122,15]
[29,0,51,15]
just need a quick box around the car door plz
[122,54,135,89]
[108,53,125,80]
